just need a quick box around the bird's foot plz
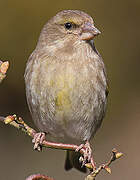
[76,141,96,170]
[32,132,46,151]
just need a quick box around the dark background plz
[0,0,140,179]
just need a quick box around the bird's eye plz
[64,22,72,29]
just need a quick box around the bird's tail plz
[64,150,87,173]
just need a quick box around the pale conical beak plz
[80,22,101,40]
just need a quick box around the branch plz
[85,148,123,180]
[0,114,123,180]
[26,174,54,180]
[0,114,86,153]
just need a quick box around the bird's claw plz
[32,132,46,151]
[76,141,96,170]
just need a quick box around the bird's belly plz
[33,62,106,144]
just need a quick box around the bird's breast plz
[29,53,107,144]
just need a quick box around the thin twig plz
[0,115,86,153]
[85,149,123,180]
[0,114,123,180]
[26,174,54,180]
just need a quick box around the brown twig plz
[0,114,86,153]
[0,114,123,180]
[85,148,123,180]
[26,174,54,180]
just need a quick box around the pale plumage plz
[25,10,108,172]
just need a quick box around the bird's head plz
[38,10,101,47]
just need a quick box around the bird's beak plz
[80,22,101,40]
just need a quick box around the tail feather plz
[65,150,87,173]
[65,151,73,171]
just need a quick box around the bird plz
[24,10,108,173]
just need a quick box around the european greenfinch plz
[25,10,108,172]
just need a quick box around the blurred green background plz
[0,0,140,179]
